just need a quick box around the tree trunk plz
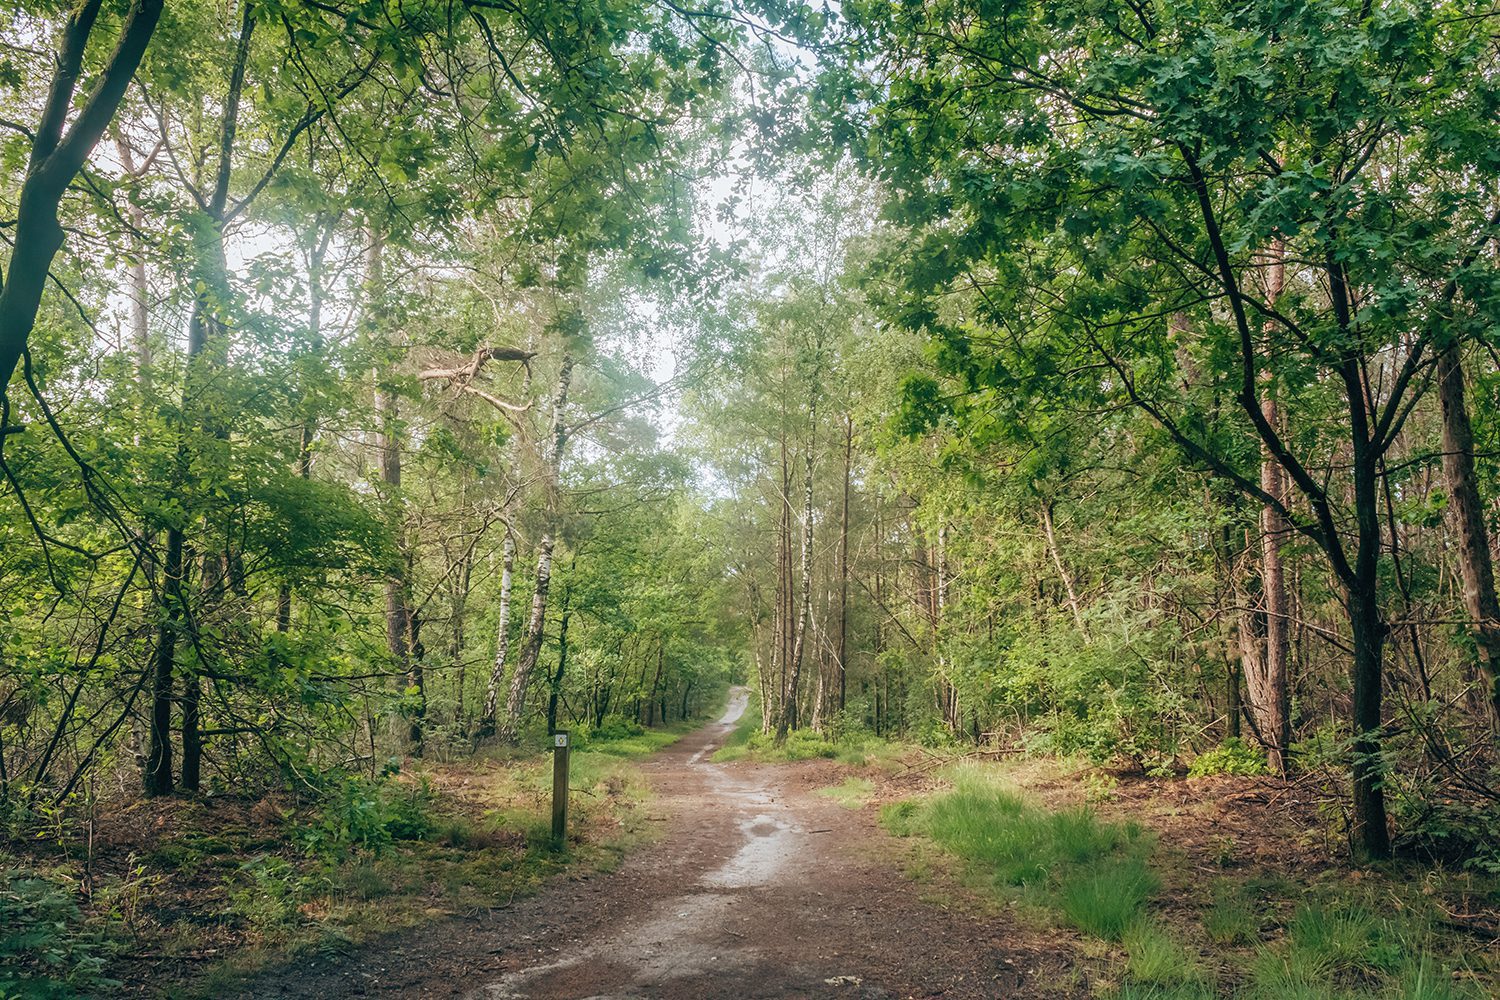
[113,133,152,402]
[1257,397,1292,775]
[776,395,816,742]
[1347,368,1392,859]
[478,529,516,736]
[407,601,427,747]
[499,356,574,742]
[646,640,665,727]
[773,430,792,732]
[936,523,959,732]
[547,580,573,735]
[1253,250,1293,775]
[1041,502,1088,637]
[837,414,852,714]
[1436,341,1500,726]
[1234,534,1267,746]
[1348,578,1391,858]
[452,545,473,727]
[366,228,419,747]
[0,0,164,397]
[144,528,183,796]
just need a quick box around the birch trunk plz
[1041,503,1087,638]
[477,529,516,736]
[499,356,574,742]
[365,227,422,747]
[776,395,815,742]
[837,414,851,714]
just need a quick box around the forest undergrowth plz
[1,719,696,999]
[874,758,1498,999]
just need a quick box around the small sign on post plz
[551,730,571,846]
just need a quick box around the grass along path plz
[181,719,704,996]
[881,762,1494,999]
[0,716,705,999]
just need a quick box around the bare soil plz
[233,692,1074,999]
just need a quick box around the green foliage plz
[1244,898,1487,1000]
[0,864,118,999]
[227,856,318,935]
[1188,739,1270,778]
[297,775,435,860]
[715,727,839,763]
[572,720,691,759]
[587,718,646,743]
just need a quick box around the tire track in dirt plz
[242,689,1068,998]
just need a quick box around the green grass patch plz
[887,764,1497,1000]
[1202,879,1258,946]
[885,763,1155,941]
[710,706,758,762]
[710,694,907,765]
[1059,858,1159,940]
[1122,919,1204,986]
[1106,984,1216,1000]
[1240,895,1490,1000]
[880,799,921,837]
[814,777,875,809]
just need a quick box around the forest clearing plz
[4,0,1500,997]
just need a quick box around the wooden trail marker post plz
[551,730,571,846]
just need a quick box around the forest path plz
[246,690,1065,999]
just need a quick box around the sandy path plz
[241,690,1065,999]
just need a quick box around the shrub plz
[588,718,645,742]
[0,864,118,998]
[298,774,435,859]
[1187,738,1269,778]
[739,728,836,760]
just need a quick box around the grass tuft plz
[1203,879,1258,946]
[1058,857,1158,940]
[1123,919,1203,985]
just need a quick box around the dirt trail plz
[244,690,1066,999]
